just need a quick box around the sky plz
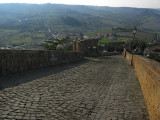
[0,0,159,8]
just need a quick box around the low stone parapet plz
[123,50,160,120]
[0,50,83,75]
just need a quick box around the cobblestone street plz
[0,55,149,120]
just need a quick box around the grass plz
[117,37,133,42]
[11,37,32,44]
[155,31,160,36]
[99,37,133,44]
[0,29,19,33]
[99,38,121,44]
[0,30,45,45]
[3,29,19,33]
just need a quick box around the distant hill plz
[62,16,82,27]
[0,4,159,33]
[0,3,160,45]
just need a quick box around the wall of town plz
[123,50,160,120]
[73,39,99,56]
[0,50,83,75]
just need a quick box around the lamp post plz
[131,26,137,66]
[133,26,137,38]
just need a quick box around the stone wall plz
[73,39,99,56]
[0,50,83,75]
[123,50,160,120]
[104,42,124,52]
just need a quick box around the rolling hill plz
[0,3,160,45]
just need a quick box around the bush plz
[148,52,160,62]
[125,39,147,54]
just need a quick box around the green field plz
[99,37,133,45]
[0,29,45,45]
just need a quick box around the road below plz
[0,55,149,120]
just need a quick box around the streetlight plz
[133,26,137,38]
[131,26,137,66]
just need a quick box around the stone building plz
[73,39,99,56]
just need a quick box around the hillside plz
[0,3,160,45]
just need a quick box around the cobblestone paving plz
[0,56,149,120]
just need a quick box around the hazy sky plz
[0,0,159,8]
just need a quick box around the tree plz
[43,40,59,50]
[80,32,84,39]
[43,37,70,50]
[126,39,147,54]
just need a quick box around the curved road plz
[0,55,149,120]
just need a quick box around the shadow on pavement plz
[0,55,118,90]
[0,59,90,91]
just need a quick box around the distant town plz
[0,32,112,50]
